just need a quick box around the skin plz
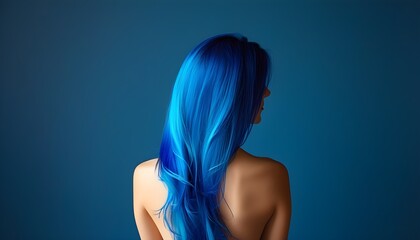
[253,87,271,124]
[133,87,292,240]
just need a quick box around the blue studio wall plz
[0,0,419,239]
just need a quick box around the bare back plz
[133,148,291,240]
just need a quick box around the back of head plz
[156,33,271,240]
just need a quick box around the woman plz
[133,33,291,240]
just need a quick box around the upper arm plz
[133,163,163,240]
[261,161,292,240]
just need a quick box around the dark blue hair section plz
[155,33,271,240]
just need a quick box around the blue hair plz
[155,33,271,240]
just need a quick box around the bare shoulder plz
[237,148,289,178]
[134,158,158,172]
[133,158,159,200]
[259,157,290,196]
[264,157,289,180]
[257,157,291,240]
[239,149,290,197]
[133,158,164,239]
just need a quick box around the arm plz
[133,164,163,240]
[261,161,292,240]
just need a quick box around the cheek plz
[253,114,262,124]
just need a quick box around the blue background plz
[1,0,419,239]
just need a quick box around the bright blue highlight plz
[156,34,271,240]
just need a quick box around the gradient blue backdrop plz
[1,0,419,239]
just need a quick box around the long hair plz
[155,33,271,240]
